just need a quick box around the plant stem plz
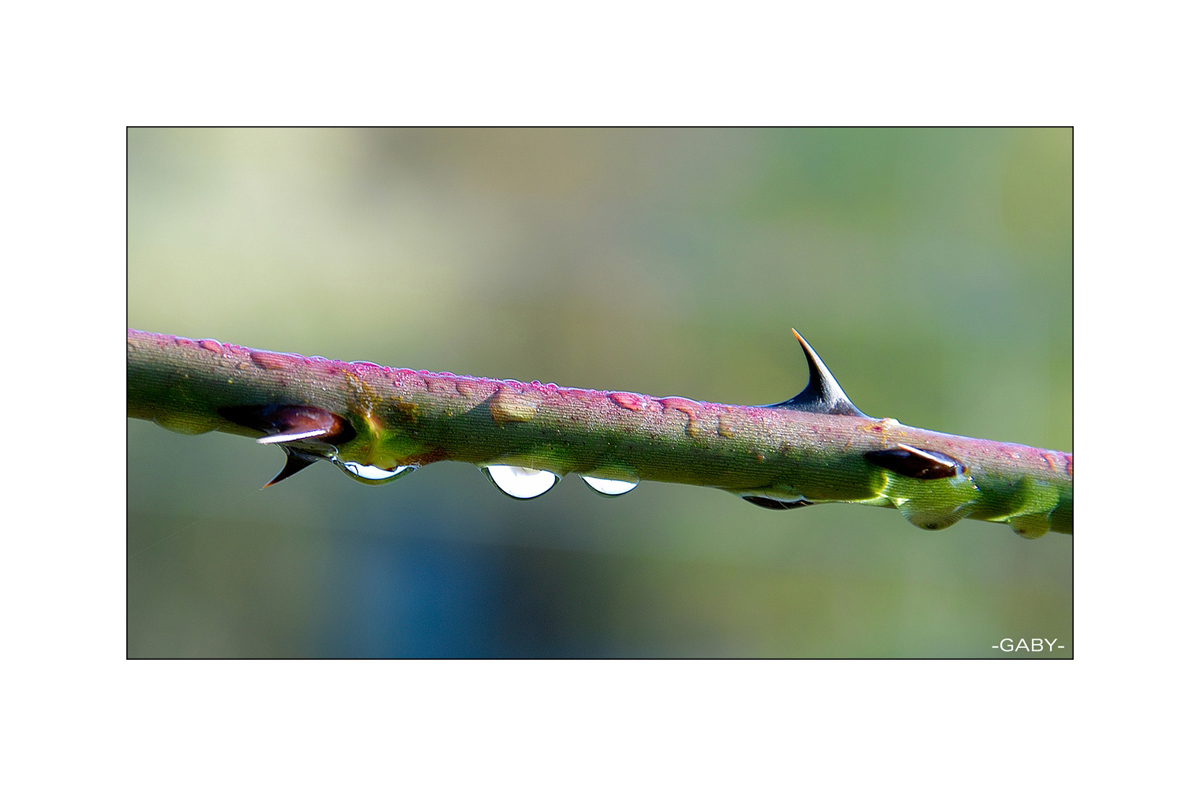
[127,329,1072,538]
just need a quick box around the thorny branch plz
[126,329,1072,538]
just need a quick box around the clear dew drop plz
[898,500,970,531]
[482,465,560,499]
[335,459,418,485]
[1007,512,1052,540]
[874,466,980,532]
[580,475,639,496]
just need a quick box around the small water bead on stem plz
[580,475,639,496]
[860,444,981,531]
[482,465,560,499]
[334,460,418,485]
[984,477,1060,539]
[897,498,973,531]
[869,461,980,531]
[1005,511,1053,540]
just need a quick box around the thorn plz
[864,444,962,480]
[743,495,815,510]
[766,330,867,417]
[219,404,355,445]
[257,428,331,445]
[262,448,320,488]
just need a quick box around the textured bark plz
[127,329,1072,537]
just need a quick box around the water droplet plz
[898,500,969,531]
[482,465,560,499]
[580,475,639,496]
[335,460,417,485]
[984,478,1059,538]
[873,465,979,531]
[1007,512,1052,539]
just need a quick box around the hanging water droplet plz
[1007,512,1052,540]
[870,462,980,531]
[898,499,970,531]
[984,477,1058,539]
[580,475,639,496]
[482,465,560,499]
[335,460,418,485]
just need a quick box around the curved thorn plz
[257,428,330,445]
[219,404,355,446]
[864,444,962,480]
[766,329,867,417]
[263,448,320,488]
[742,495,815,510]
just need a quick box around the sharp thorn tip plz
[766,328,867,417]
[262,448,320,488]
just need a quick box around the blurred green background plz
[127,128,1071,657]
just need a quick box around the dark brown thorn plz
[864,443,962,480]
[743,495,815,510]
[219,404,355,445]
[262,448,320,488]
[766,329,867,417]
[258,428,331,445]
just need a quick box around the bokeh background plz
[128,128,1071,657]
